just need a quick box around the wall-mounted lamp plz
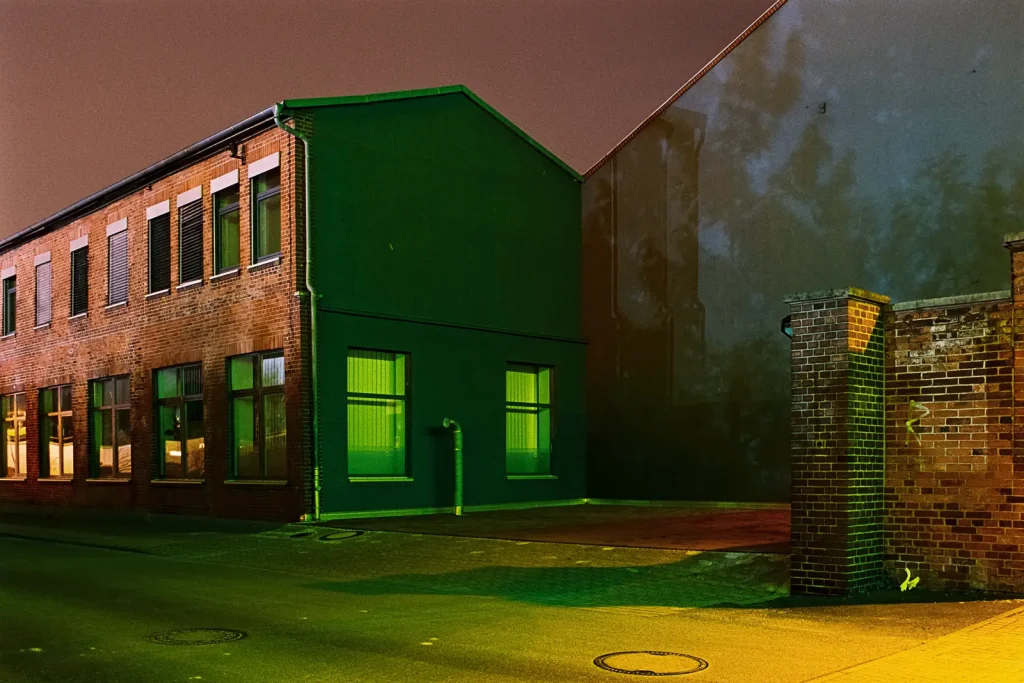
[781,314,793,340]
[230,142,246,164]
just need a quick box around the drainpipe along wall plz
[273,104,321,522]
[443,418,464,515]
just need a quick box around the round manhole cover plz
[319,530,364,542]
[594,651,708,676]
[149,629,247,646]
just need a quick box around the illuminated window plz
[89,376,131,478]
[2,393,27,478]
[505,364,552,475]
[229,351,286,480]
[347,349,407,477]
[155,364,204,479]
[2,274,16,335]
[40,385,73,478]
[251,168,281,263]
[214,185,241,274]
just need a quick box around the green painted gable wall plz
[296,92,585,515]
[305,92,582,340]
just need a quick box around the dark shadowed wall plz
[583,0,1024,502]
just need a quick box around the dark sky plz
[0,0,778,240]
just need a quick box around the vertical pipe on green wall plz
[443,418,463,515]
[274,104,321,522]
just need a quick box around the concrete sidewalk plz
[807,604,1024,682]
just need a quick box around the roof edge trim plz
[583,0,790,179]
[0,106,278,255]
[283,86,584,183]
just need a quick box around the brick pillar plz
[784,287,890,596]
[1004,233,1024,505]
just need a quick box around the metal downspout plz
[443,418,463,515]
[273,104,321,522]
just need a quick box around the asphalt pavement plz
[1,509,1021,682]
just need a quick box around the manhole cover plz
[594,651,708,676]
[289,531,316,539]
[149,629,247,646]
[319,530,364,542]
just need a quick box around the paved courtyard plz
[328,503,791,553]
[1,506,1021,682]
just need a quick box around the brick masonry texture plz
[0,125,311,522]
[885,296,1017,593]
[788,237,1024,596]
[787,291,887,596]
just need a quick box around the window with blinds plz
[35,261,51,326]
[505,363,553,475]
[70,247,89,316]
[346,349,408,477]
[148,213,171,293]
[107,231,128,305]
[178,200,204,284]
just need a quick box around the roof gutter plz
[0,106,278,255]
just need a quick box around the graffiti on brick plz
[900,567,920,592]
[904,400,930,446]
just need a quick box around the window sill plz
[248,255,282,272]
[150,478,205,485]
[211,268,241,282]
[506,474,558,481]
[176,280,203,292]
[69,312,88,321]
[34,322,51,331]
[224,479,288,486]
[86,477,132,483]
[146,289,170,300]
[0,476,27,482]
[1,332,15,340]
[105,301,127,311]
[348,476,414,484]
[38,477,73,483]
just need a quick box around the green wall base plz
[318,498,588,521]
[315,497,786,521]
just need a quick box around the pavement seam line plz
[0,531,154,555]
[802,604,1024,682]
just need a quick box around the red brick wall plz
[0,125,311,522]
[787,235,1024,595]
[884,295,1018,592]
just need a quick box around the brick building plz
[0,86,586,522]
